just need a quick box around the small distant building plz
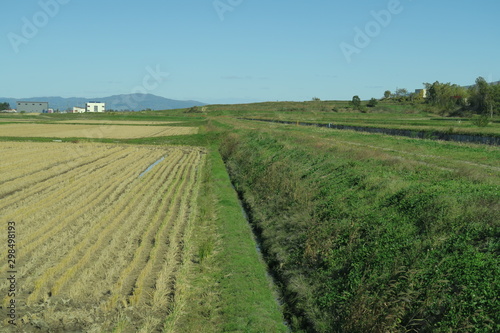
[16,101,49,113]
[86,102,105,113]
[72,107,86,113]
[415,89,428,98]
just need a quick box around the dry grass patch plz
[0,142,205,331]
[0,118,38,122]
[56,120,180,125]
[0,123,197,138]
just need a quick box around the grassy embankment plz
[165,123,287,332]
[207,100,500,137]
[216,116,499,332]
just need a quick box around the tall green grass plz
[219,127,499,332]
[204,148,288,332]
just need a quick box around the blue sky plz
[2,0,499,104]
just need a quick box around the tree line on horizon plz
[380,77,500,117]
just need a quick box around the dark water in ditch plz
[242,118,500,146]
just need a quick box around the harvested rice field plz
[0,142,206,331]
[55,120,180,125]
[0,124,197,139]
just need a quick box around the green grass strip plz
[210,148,288,332]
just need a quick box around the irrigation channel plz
[229,182,292,331]
[241,118,500,146]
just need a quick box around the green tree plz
[367,98,378,107]
[384,90,391,99]
[351,95,361,110]
[0,102,10,110]
[395,88,408,97]
[424,81,438,104]
[394,88,409,102]
[469,77,495,117]
[491,83,500,114]
[424,81,468,113]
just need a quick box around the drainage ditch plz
[241,118,500,146]
[230,181,310,332]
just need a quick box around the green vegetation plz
[367,98,378,108]
[424,81,468,114]
[218,120,499,332]
[167,145,287,332]
[468,77,500,118]
[209,148,287,332]
[200,101,500,137]
[350,95,361,110]
[1,98,499,332]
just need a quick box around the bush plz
[367,98,378,107]
[184,106,203,113]
[351,95,361,110]
[472,115,490,127]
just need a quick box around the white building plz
[86,102,105,113]
[72,107,86,113]
[415,89,428,98]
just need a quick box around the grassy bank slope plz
[166,147,287,332]
[205,100,500,137]
[219,120,499,332]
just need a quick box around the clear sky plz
[2,0,499,104]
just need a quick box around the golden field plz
[0,142,205,332]
[55,120,180,125]
[0,123,197,139]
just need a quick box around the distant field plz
[0,123,197,138]
[0,142,205,331]
[241,113,500,137]
[207,101,500,136]
[56,120,179,125]
[0,119,37,122]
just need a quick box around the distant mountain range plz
[0,94,206,111]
